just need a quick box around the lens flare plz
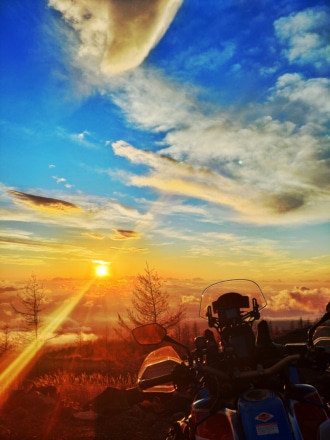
[0,279,94,407]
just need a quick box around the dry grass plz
[31,370,137,408]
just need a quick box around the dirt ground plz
[0,386,188,440]
[0,407,174,440]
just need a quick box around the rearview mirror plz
[132,323,167,345]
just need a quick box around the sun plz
[96,264,108,277]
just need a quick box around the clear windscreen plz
[200,279,267,320]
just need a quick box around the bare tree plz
[11,274,47,342]
[0,325,12,355]
[117,263,185,332]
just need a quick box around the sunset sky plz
[1,0,329,296]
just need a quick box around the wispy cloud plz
[112,127,330,225]
[182,43,237,73]
[109,245,147,253]
[92,259,111,265]
[112,141,245,213]
[70,130,100,149]
[0,235,63,250]
[52,176,67,184]
[52,175,74,189]
[158,227,288,261]
[82,232,105,240]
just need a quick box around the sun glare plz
[96,264,108,277]
[0,280,94,407]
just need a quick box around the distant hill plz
[274,327,309,345]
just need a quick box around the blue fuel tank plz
[238,389,294,439]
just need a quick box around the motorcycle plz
[132,279,330,440]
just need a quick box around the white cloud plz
[272,74,330,123]
[111,68,199,132]
[274,7,330,70]
[70,130,100,149]
[185,43,236,72]
[110,64,330,225]
[52,176,67,184]
[45,4,330,227]
[112,140,254,215]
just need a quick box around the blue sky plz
[0,0,329,284]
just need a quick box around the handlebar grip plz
[241,354,300,379]
[137,373,173,390]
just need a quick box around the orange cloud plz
[111,229,141,240]
[8,190,82,213]
[266,285,330,316]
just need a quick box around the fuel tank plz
[238,389,294,439]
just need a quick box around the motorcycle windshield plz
[199,279,267,320]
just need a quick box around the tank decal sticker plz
[255,412,274,422]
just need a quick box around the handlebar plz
[138,354,301,391]
[202,354,300,381]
